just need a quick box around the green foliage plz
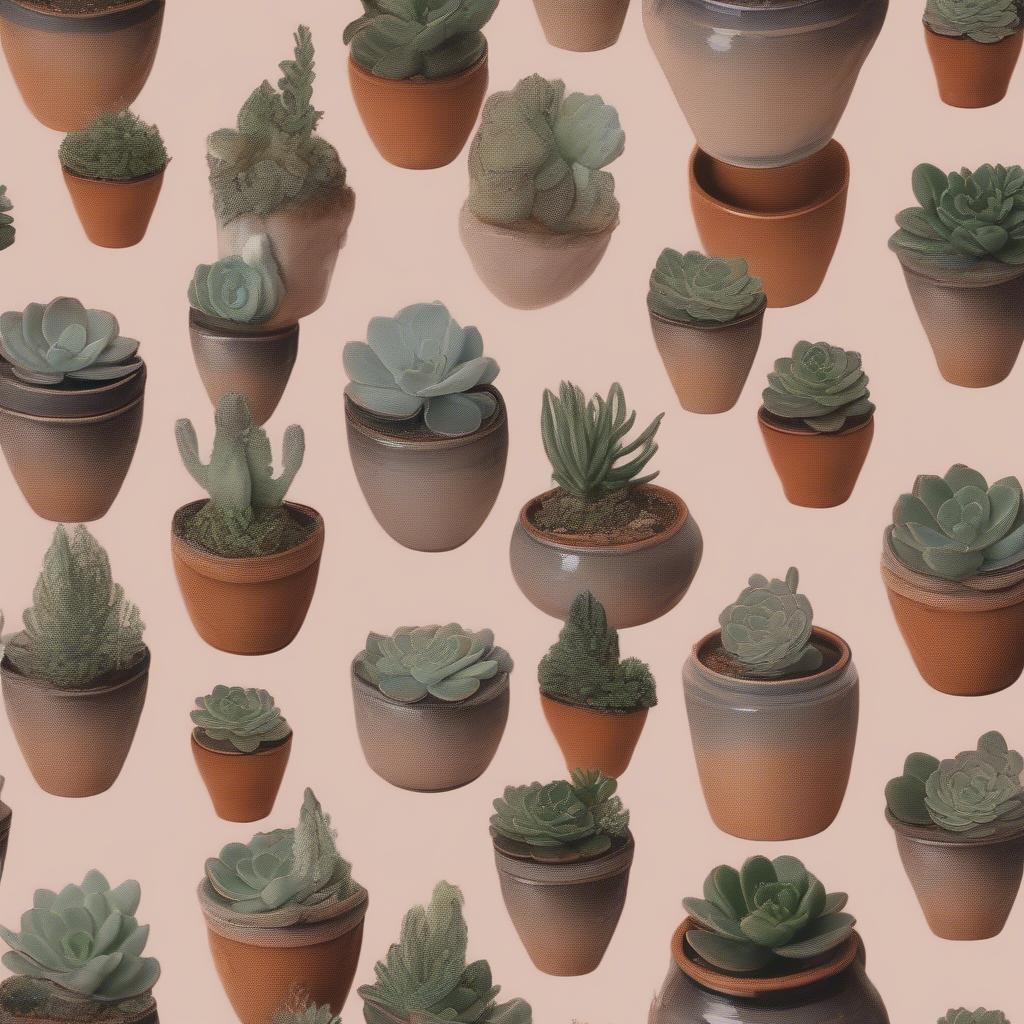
[940,1012,1010,1024]
[647,249,764,324]
[273,990,340,1024]
[189,234,284,325]
[191,685,291,753]
[925,0,1020,41]
[59,109,167,182]
[0,185,14,252]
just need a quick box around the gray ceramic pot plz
[0,978,158,1024]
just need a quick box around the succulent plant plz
[683,855,855,974]
[647,249,764,325]
[0,870,160,1002]
[890,465,1024,580]
[939,1011,1010,1024]
[925,0,1020,41]
[761,341,874,433]
[59,109,168,182]
[188,234,284,325]
[344,302,500,437]
[468,74,624,234]
[191,685,291,753]
[0,185,14,252]
[0,297,142,385]
[273,989,341,1024]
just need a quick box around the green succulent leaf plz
[192,685,291,753]
[939,1010,1010,1024]
[925,0,1020,41]
[0,185,15,251]
[647,249,764,324]
[189,234,284,325]
[59,109,167,181]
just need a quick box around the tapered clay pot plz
[533,0,630,50]
[352,661,509,792]
[0,361,144,522]
[0,792,11,884]
[758,409,874,508]
[493,833,634,976]
[1,648,149,798]
[171,501,325,655]
[61,164,165,248]
[0,0,164,131]
[348,52,488,169]
[0,979,158,1024]
[540,695,647,778]
[684,627,858,840]
[925,25,1023,108]
[191,731,292,823]
[689,143,849,308]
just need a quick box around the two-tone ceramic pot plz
[191,729,292,822]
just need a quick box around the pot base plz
[924,26,1023,108]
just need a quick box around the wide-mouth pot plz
[0,360,145,418]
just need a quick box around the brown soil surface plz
[701,638,841,680]
[530,488,678,545]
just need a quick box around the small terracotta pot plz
[689,142,849,308]
[758,409,874,508]
[345,389,507,552]
[0,979,158,1024]
[171,501,325,655]
[533,0,630,51]
[61,164,165,248]
[348,52,488,169]
[1,649,149,798]
[925,25,1023,108]
[540,694,648,778]
[0,795,11,885]
[649,300,766,414]
[191,731,292,823]
[493,833,634,976]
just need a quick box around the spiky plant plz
[59,109,167,181]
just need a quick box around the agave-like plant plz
[0,185,14,252]
[925,0,1020,42]
[939,1011,1010,1024]
[188,234,284,325]
[191,685,291,753]
[647,249,764,325]
[273,989,341,1024]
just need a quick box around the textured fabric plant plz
[647,249,764,324]
[191,686,291,753]
[188,234,284,325]
[468,74,624,234]
[683,855,855,974]
[0,185,14,252]
[273,989,340,1024]
[59,109,168,182]
[925,0,1020,42]
[939,1011,1010,1024]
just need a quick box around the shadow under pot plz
[61,162,166,249]
[345,388,508,552]
[541,694,647,778]
[171,500,325,655]
[0,359,144,522]
[191,729,292,823]
[533,0,631,51]
[924,25,1023,108]
[0,648,149,798]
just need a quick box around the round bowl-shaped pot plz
[533,0,631,50]
[1,648,149,798]
[683,627,857,840]
[0,362,145,522]
[689,142,849,307]
[191,730,292,823]
[0,979,158,1024]
[171,501,325,655]
[0,0,164,131]
[509,484,703,628]
[540,693,648,777]
[493,833,634,976]
[61,164,165,248]
[189,310,299,427]
[348,52,488,169]
[0,798,11,885]
[644,0,886,168]
[459,202,617,310]
[925,26,1023,108]
[345,389,508,552]
[351,661,509,792]
[758,409,873,508]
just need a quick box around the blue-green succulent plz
[189,234,284,325]
[925,0,1020,42]
[647,249,764,324]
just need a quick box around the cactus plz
[0,185,14,251]
[188,234,284,325]
[191,686,291,753]
[59,109,168,182]
[940,1012,1010,1024]
[647,249,764,324]
[925,0,1020,42]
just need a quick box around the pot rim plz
[0,360,146,419]
[885,807,1024,848]
[539,690,649,717]
[350,657,510,712]
[0,645,150,699]
[190,728,293,757]
[923,19,1023,44]
[756,406,874,438]
[188,307,300,340]
[460,199,620,245]
[61,162,168,186]
[347,46,488,88]
[893,248,1024,289]
[0,0,162,23]
[648,296,767,333]
[492,829,635,882]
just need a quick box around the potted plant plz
[510,381,702,628]
[1,526,148,798]
[0,779,10,884]
[0,296,144,522]
[172,393,324,655]
[191,685,293,823]
[889,163,1024,387]
[0,870,160,1024]
[58,108,167,248]
[648,248,766,414]
[885,731,1024,939]
[199,789,369,1024]
[538,591,656,778]
[344,0,497,170]
[358,881,532,1024]
[460,74,624,309]
[0,185,14,251]
[490,769,633,976]
[344,300,507,551]
[684,568,858,841]
[351,624,512,792]
[758,340,875,508]
[533,0,630,50]
[273,991,341,1024]
[881,464,1024,695]
[940,1012,1009,1024]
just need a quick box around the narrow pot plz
[758,409,874,508]
[683,627,858,840]
[925,25,1023,108]
[533,0,631,50]
[351,661,509,792]
[61,164,165,248]
[493,833,634,976]
[1,648,149,798]
[0,0,164,131]
[689,142,849,308]
[541,694,647,777]
[191,731,292,823]
[0,794,10,885]
[0,979,158,1024]
[171,501,325,655]
[348,52,488,169]
[0,361,145,522]
[345,389,507,552]
[459,202,617,310]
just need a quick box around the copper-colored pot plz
[533,0,630,51]
[924,25,1023,108]
[540,694,647,778]
[191,731,292,823]
[61,163,165,248]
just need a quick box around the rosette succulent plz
[940,1012,1009,1024]
[925,0,1020,41]
[647,249,764,324]
[188,234,285,325]
[0,185,14,251]
[191,685,291,752]
[59,109,168,182]
[274,991,341,1024]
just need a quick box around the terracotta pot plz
[758,409,874,508]
[0,0,164,131]
[345,389,507,552]
[540,694,648,778]
[171,501,325,655]
[0,795,10,884]
[533,0,631,50]
[351,661,509,792]
[683,627,858,840]
[459,202,617,310]
[348,52,488,169]
[1,648,149,798]
[925,25,1023,108]
[493,833,634,976]
[689,143,850,308]
[191,731,292,823]
[0,979,158,1024]
[0,361,144,522]
[189,310,299,427]
[61,164,165,248]
[649,301,766,414]
[509,484,703,628]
